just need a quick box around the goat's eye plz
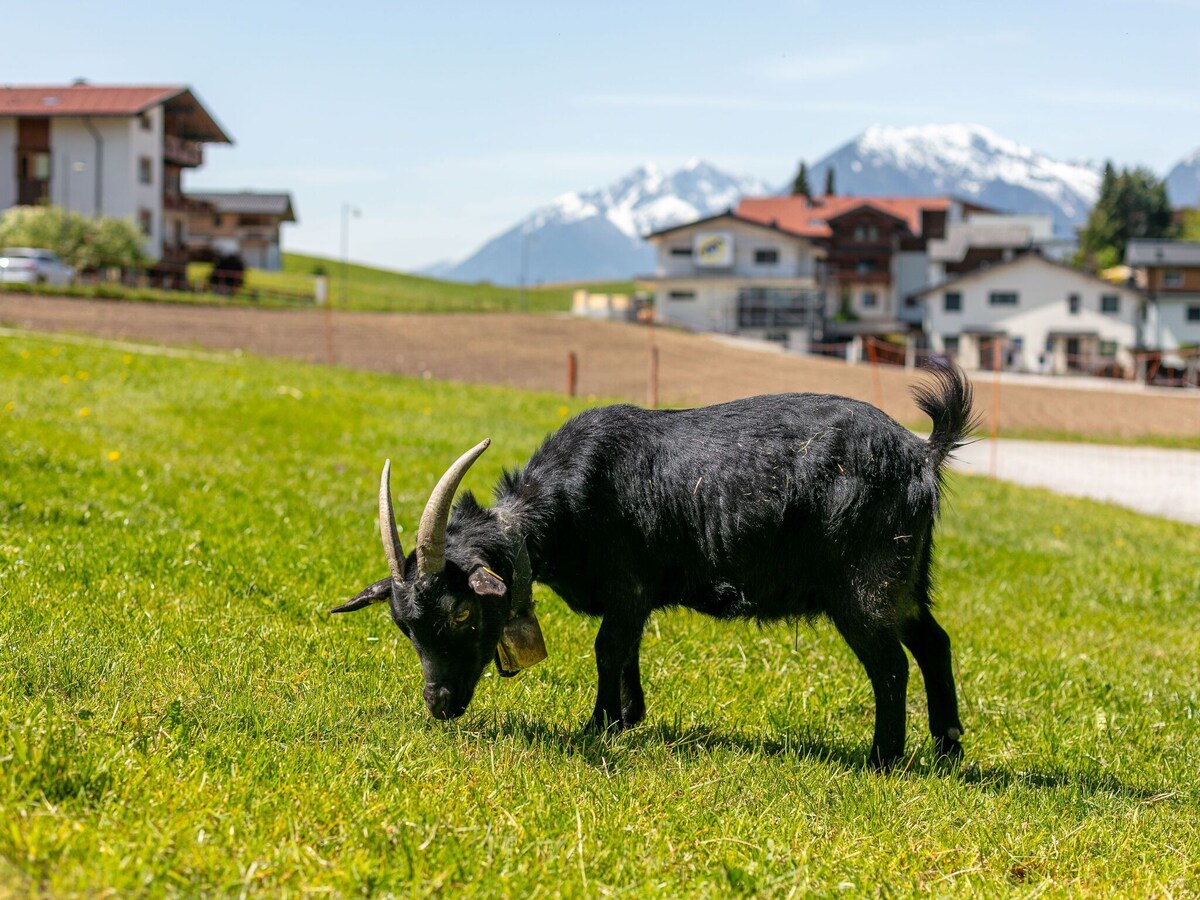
[452,605,471,625]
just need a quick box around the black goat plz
[334,364,976,767]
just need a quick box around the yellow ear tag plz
[481,566,505,584]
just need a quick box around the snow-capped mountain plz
[1166,147,1200,208]
[803,124,1101,235]
[430,160,768,285]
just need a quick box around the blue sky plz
[6,0,1200,270]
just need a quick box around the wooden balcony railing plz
[164,134,203,167]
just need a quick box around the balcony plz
[164,134,203,167]
[736,288,823,329]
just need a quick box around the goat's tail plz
[913,361,979,468]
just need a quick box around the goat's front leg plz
[585,614,645,733]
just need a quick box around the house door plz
[1065,337,1081,372]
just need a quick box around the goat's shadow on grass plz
[468,713,1175,802]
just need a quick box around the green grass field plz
[2,253,633,315]
[1,331,1198,895]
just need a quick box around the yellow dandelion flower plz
[422,407,433,416]
[50,347,61,356]
[75,371,89,381]
[557,405,569,417]
[59,374,71,384]
[3,401,14,413]
[78,407,90,417]
[122,354,133,365]
[19,350,30,359]
[106,450,121,462]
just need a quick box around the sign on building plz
[694,232,734,267]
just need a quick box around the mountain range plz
[427,125,1197,286]
[428,161,767,285]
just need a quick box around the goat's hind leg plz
[832,610,910,769]
[901,606,963,759]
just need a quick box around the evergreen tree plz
[790,161,811,198]
[1077,161,1175,269]
[824,167,836,196]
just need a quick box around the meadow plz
[2,254,632,315]
[1,330,1198,895]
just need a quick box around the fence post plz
[566,351,578,398]
[866,336,884,410]
[989,337,1003,479]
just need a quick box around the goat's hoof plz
[933,735,964,763]
[582,713,624,736]
[867,747,904,772]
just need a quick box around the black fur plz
[351,363,975,767]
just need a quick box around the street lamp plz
[340,203,362,308]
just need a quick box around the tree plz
[0,205,145,272]
[1179,208,1200,242]
[824,167,836,196]
[1077,161,1174,268]
[791,161,811,198]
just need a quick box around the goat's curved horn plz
[378,459,406,583]
[416,439,491,576]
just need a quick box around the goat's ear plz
[468,566,507,598]
[331,576,393,613]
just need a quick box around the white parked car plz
[0,247,75,285]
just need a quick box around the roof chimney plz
[72,77,89,86]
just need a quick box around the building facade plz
[735,194,994,336]
[0,82,231,278]
[1126,240,1200,350]
[921,253,1145,375]
[643,212,825,350]
[185,191,297,271]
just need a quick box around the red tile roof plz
[0,84,231,142]
[737,194,955,239]
[0,84,185,116]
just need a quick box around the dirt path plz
[2,293,1198,440]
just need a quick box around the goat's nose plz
[424,685,453,720]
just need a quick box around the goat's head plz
[333,440,542,720]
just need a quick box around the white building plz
[920,252,1145,375]
[1126,240,1200,350]
[926,213,1073,285]
[0,82,232,278]
[642,211,825,351]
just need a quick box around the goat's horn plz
[416,439,491,576]
[378,459,406,583]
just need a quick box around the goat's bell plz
[496,612,547,675]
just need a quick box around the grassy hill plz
[1,330,1198,894]
[190,252,635,313]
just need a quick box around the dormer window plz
[853,224,879,242]
[754,248,779,264]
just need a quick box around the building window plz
[754,248,779,264]
[667,290,696,301]
[944,291,962,312]
[138,156,153,185]
[1099,340,1118,357]
[853,225,879,242]
[138,208,152,235]
[862,291,878,308]
[138,112,152,131]
[943,335,960,354]
[989,291,1018,306]
[1163,270,1183,288]
[1068,293,1080,315]
[669,246,692,257]
[1187,305,1200,322]
[855,260,876,274]
[1100,294,1120,314]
